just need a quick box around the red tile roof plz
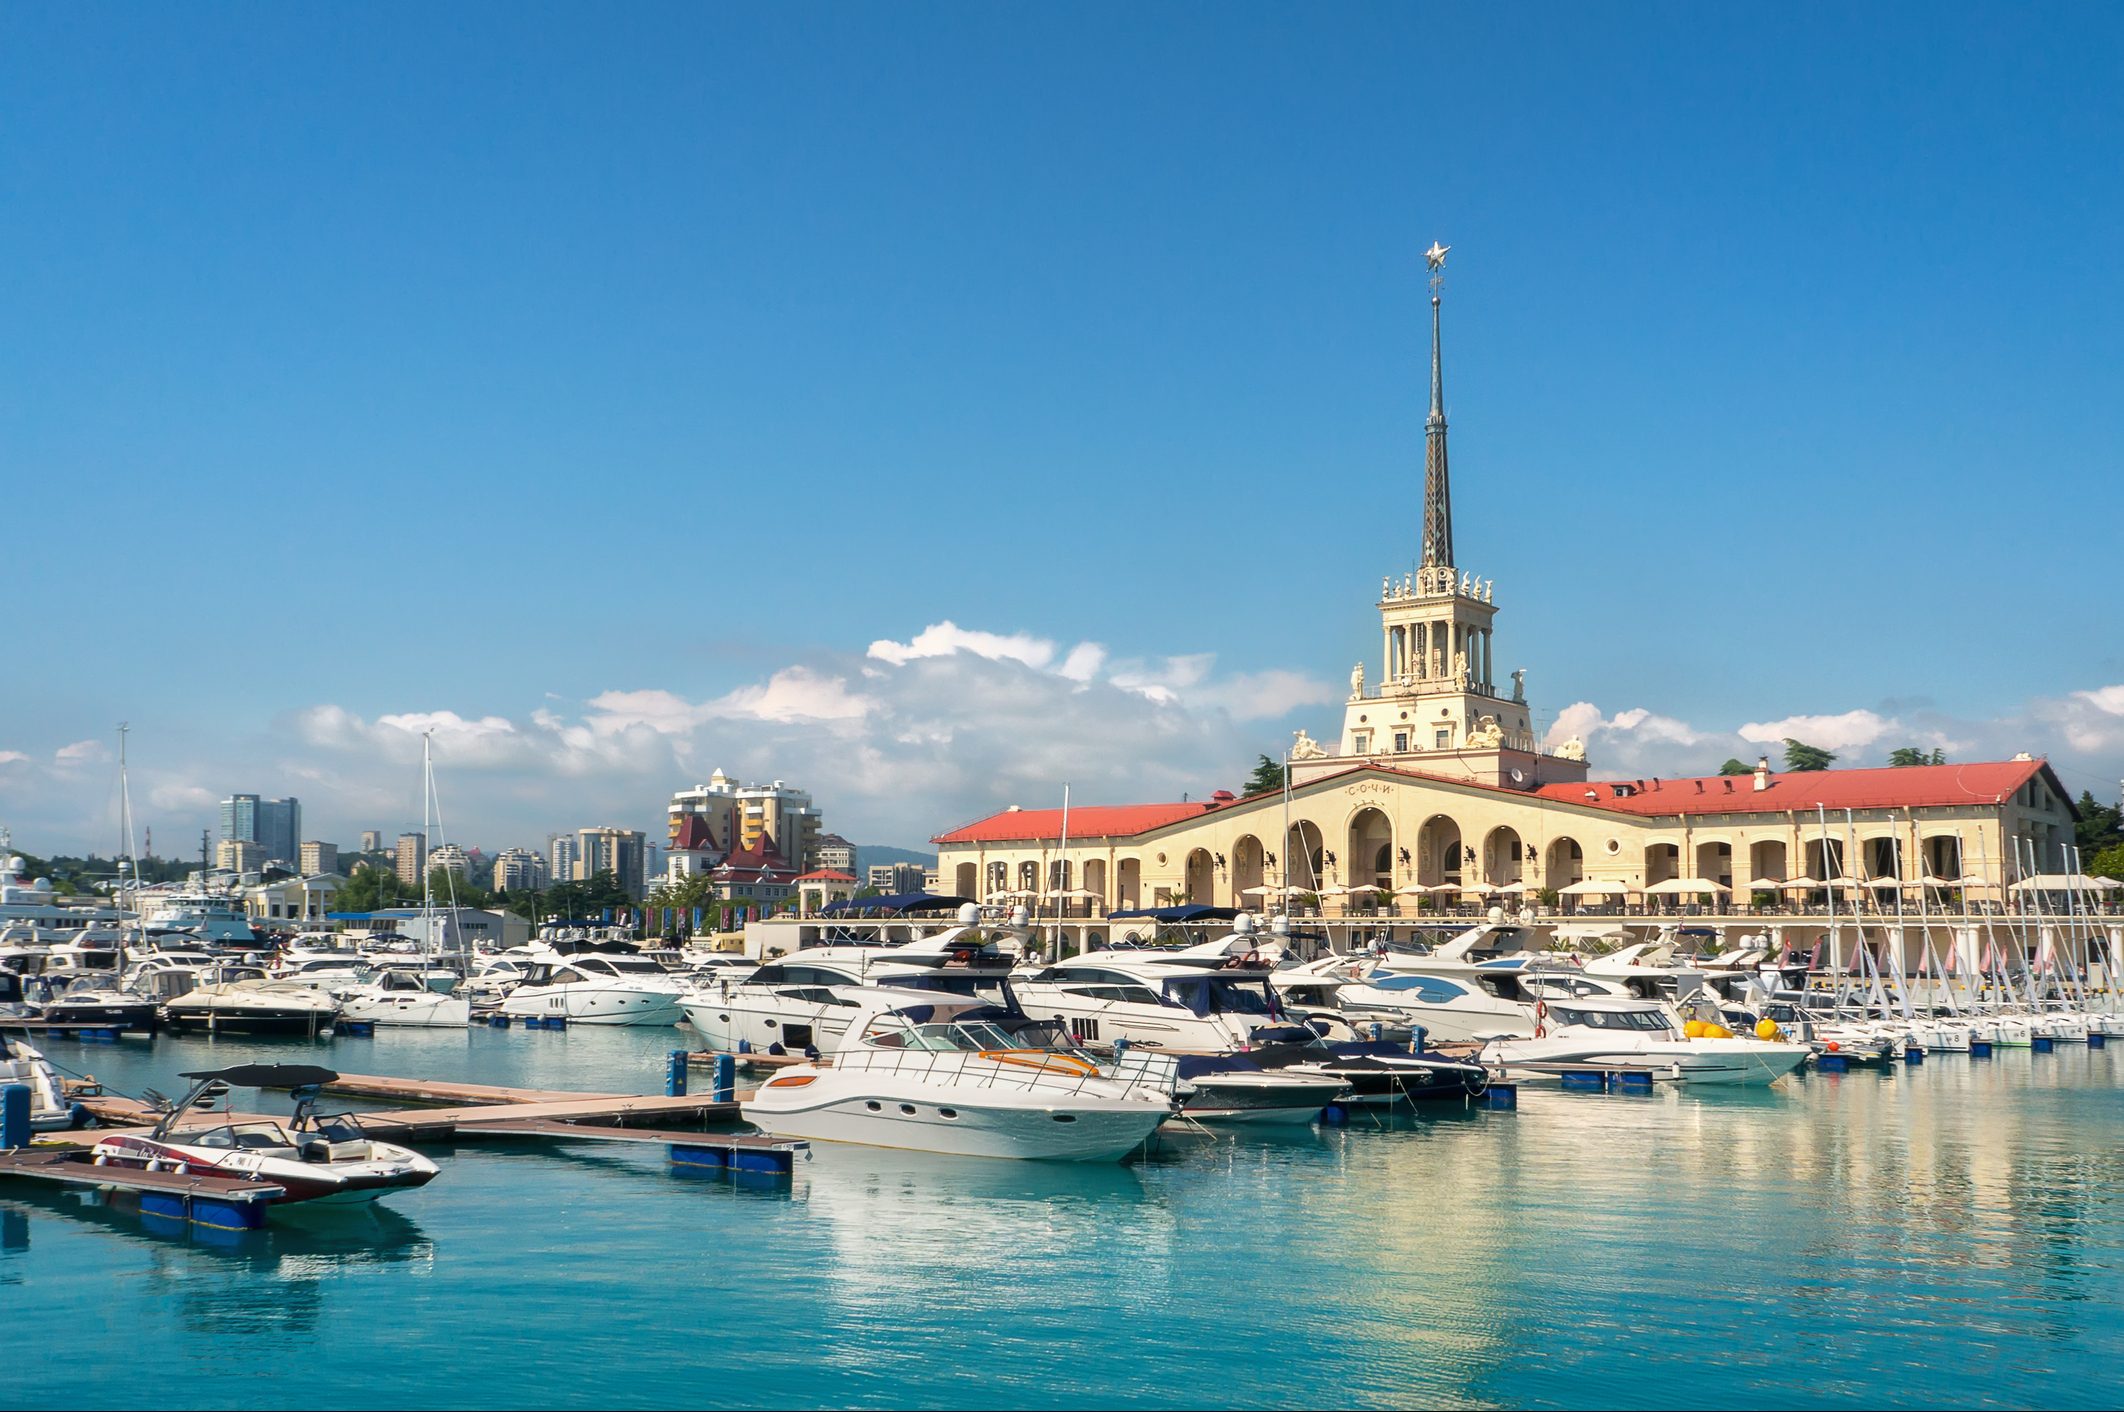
[932,801,1213,845]
[930,759,2066,846]
[794,869,857,882]
[671,815,719,852]
[1532,759,2057,817]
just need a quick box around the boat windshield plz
[1553,1006,1674,1033]
[188,1122,294,1151]
[904,1020,1025,1052]
[1161,976,1277,1017]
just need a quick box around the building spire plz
[1420,240,1454,572]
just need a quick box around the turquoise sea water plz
[5,1027,2122,1409]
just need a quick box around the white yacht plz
[742,992,1177,1161]
[335,967,471,1027]
[1012,920,1297,1052]
[1,1037,79,1131]
[497,946,685,1026]
[1480,997,1812,1085]
[681,913,1016,1055]
[135,889,258,944]
[1278,919,1575,1042]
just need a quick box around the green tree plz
[336,862,419,913]
[1243,753,1287,796]
[2089,843,2124,881]
[2076,790,2124,857]
[1887,746,1948,767]
[1783,739,1836,772]
[1718,758,1753,776]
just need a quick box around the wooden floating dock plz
[0,1149,284,1229]
[51,1071,796,1175]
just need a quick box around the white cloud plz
[867,622,1066,670]
[1737,709,1899,754]
[0,750,27,766]
[54,739,107,764]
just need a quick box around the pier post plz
[666,1050,688,1098]
[710,1054,735,1104]
[1,1084,28,1150]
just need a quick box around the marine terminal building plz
[931,255,2087,929]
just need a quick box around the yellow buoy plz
[1755,1017,1784,1042]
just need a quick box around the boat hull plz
[745,1094,1167,1161]
[500,986,682,1027]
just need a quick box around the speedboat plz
[161,968,343,1036]
[497,947,685,1026]
[743,991,1177,1161]
[37,978,161,1033]
[1,1037,81,1130]
[1480,997,1811,1085]
[90,1063,438,1206]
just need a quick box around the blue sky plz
[4,3,2122,856]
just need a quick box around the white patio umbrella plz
[1646,877,1725,896]
[1484,880,1531,895]
[1778,876,1823,890]
[1556,880,1626,896]
[1394,882,1434,896]
[1238,884,1282,897]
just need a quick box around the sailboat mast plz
[422,731,434,957]
[1054,783,1070,961]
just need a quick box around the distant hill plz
[852,844,938,877]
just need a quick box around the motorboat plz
[90,1063,438,1206]
[135,890,259,944]
[1240,1033,1491,1105]
[161,968,343,1036]
[497,947,685,1026]
[681,914,1017,1055]
[1159,1051,1348,1125]
[335,968,471,1027]
[1,1037,81,1130]
[37,977,161,1033]
[742,991,1177,1161]
[1480,996,1811,1086]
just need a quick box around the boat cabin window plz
[1162,977,1276,1017]
[1551,1006,1673,1033]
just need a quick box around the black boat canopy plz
[177,1063,341,1088]
[1106,905,1241,922]
[819,892,975,916]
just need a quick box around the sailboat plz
[338,733,469,1028]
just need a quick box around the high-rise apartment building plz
[667,771,823,872]
[815,833,856,876]
[219,793,301,865]
[300,841,339,876]
[550,835,578,886]
[215,838,267,874]
[576,827,647,897]
[394,832,427,885]
[491,847,548,892]
[427,843,470,879]
[866,862,928,895]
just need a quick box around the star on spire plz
[1424,240,1450,271]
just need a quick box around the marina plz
[0,1019,2119,1407]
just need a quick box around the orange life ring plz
[1534,998,1548,1038]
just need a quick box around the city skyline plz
[4,5,2122,854]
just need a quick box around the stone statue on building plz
[1290,729,1328,760]
[1511,668,1526,702]
[1350,661,1365,698]
[1452,650,1468,685]
[1555,735,1587,762]
[1468,714,1504,748]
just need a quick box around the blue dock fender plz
[1969,1039,1993,1058]
[2032,1036,2055,1053]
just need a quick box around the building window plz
[1353,731,1371,754]
[1435,728,1452,749]
[1393,731,1409,753]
